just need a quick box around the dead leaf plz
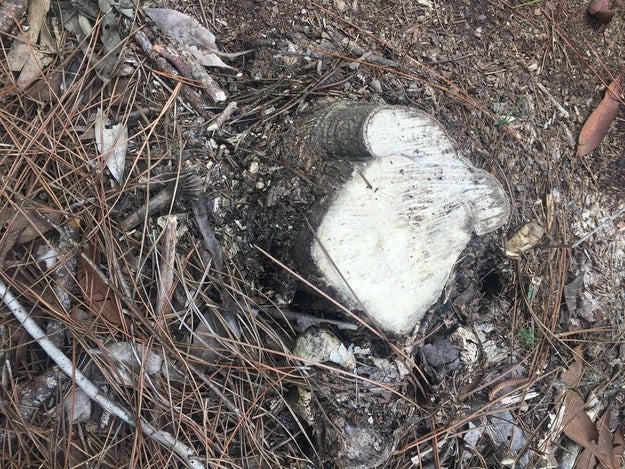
[561,390,599,449]
[63,387,92,424]
[7,43,53,87]
[0,206,61,264]
[94,342,163,386]
[145,8,217,52]
[577,409,621,469]
[556,347,617,467]
[97,0,126,78]
[614,422,625,463]
[577,72,624,156]
[145,8,233,69]
[596,410,617,468]
[588,0,614,24]
[77,246,123,325]
[6,0,54,88]
[94,108,128,184]
[545,192,555,234]
[25,0,48,40]
[559,390,617,468]
[561,346,585,387]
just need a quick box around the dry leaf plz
[577,73,624,156]
[293,328,357,369]
[557,347,617,467]
[0,207,60,263]
[6,0,54,88]
[63,387,92,424]
[561,390,599,449]
[97,0,125,78]
[577,409,621,469]
[77,246,123,325]
[0,0,28,35]
[94,108,128,184]
[145,8,217,51]
[588,0,614,24]
[561,346,585,387]
[614,422,625,463]
[558,357,617,469]
[545,192,555,234]
[145,8,233,69]
[95,342,163,386]
[596,410,618,468]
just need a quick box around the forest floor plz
[1,0,624,467]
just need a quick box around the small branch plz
[121,186,175,232]
[124,19,211,118]
[153,43,227,103]
[535,81,569,119]
[121,170,202,232]
[191,197,224,274]
[324,27,399,68]
[0,279,206,469]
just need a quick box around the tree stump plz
[290,100,510,335]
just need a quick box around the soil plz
[1,0,624,468]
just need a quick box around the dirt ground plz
[1,0,624,467]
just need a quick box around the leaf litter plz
[0,0,624,468]
[556,347,624,469]
[94,107,128,184]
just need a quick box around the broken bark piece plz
[0,0,27,35]
[292,101,509,335]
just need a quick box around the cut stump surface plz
[298,102,510,335]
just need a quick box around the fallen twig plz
[123,19,211,118]
[191,196,224,273]
[0,278,207,469]
[153,43,227,103]
[120,170,202,232]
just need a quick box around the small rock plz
[369,78,382,93]
[420,338,460,371]
[334,0,347,11]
